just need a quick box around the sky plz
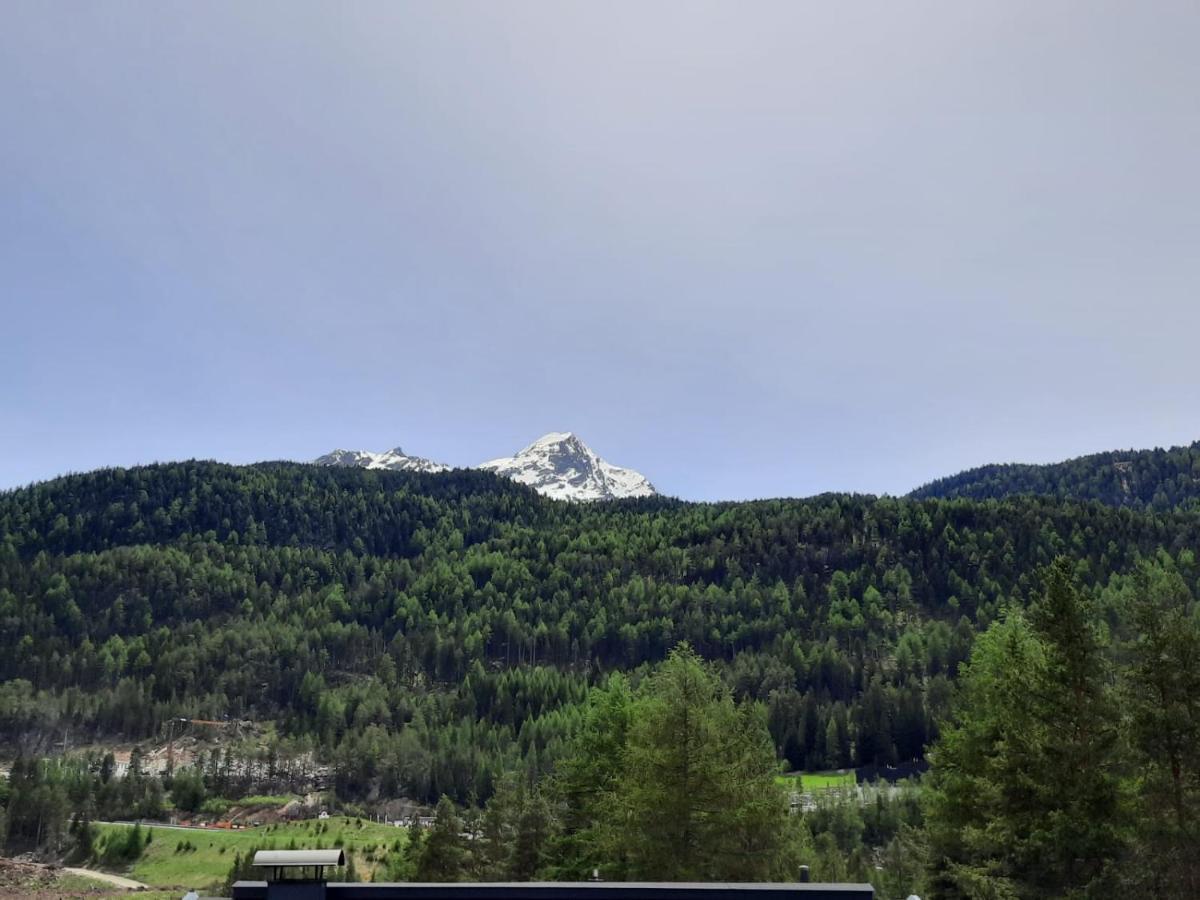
[3,2,1199,501]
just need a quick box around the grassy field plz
[94,817,406,891]
[776,770,857,792]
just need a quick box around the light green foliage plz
[924,611,1045,897]
[96,823,147,867]
[925,560,1126,898]
[775,771,855,792]
[94,817,403,890]
[542,673,634,879]
[5,461,1200,807]
[560,645,795,881]
[6,460,1200,891]
[409,648,797,884]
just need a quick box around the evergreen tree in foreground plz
[924,559,1126,899]
[1120,562,1200,897]
[415,796,474,882]
[573,644,794,881]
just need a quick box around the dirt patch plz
[0,858,59,893]
[0,858,149,898]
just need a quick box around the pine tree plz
[924,559,1126,898]
[508,790,553,880]
[1023,559,1124,894]
[476,774,522,879]
[606,644,792,881]
[415,796,473,882]
[543,673,634,879]
[1121,563,1200,897]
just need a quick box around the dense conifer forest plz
[911,439,1200,509]
[1,459,1198,895]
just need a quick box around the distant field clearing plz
[94,817,406,891]
[776,770,856,792]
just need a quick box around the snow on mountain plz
[314,433,657,501]
[313,447,450,474]
[478,432,657,502]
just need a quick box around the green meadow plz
[775,770,857,792]
[94,817,407,891]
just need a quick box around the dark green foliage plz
[1118,562,1200,897]
[541,674,634,879]
[1023,561,1125,892]
[99,823,147,867]
[414,796,474,881]
[4,757,73,850]
[64,812,95,863]
[5,461,1200,808]
[911,439,1200,509]
[470,772,554,880]
[416,651,922,890]
[169,766,207,813]
[410,650,794,883]
[924,554,1200,896]
[542,646,794,881]
[2,460,1200,892]
[1,751,164,853]
[223,845,268,895]
[608,645,793,880]
[924,561,1142,898]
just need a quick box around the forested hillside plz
[2,461,1199,808]
[910,439,1200,509]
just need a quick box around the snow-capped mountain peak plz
[313,446,449,474]
[479,432,657,502]
[314,433,657,501]
[520,431,584,455]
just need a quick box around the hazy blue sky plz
[3,2,1198,500]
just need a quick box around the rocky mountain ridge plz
[315,432,657,501]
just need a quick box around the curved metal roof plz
[253,849,345,868]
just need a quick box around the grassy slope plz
[776,770,857,792]
[95,817,406,890]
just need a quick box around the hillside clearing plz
[776,770,857,792]
[94,817,406,891]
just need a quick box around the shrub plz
[100,825,146,867]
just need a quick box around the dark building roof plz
[232,881,874,900]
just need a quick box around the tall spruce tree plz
[543,673,634,879]
[415,796,474,881]
[1121,562,1200,897]
[925,559,1126,899]
[1022,559,1124,894]
[605,644,792,881]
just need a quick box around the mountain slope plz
[910,440,1200,509]
[478,432,656,501]
[314,446,449,473]
[4,460,1200,799]
[315,432,657,501]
